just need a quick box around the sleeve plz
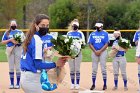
[87,33,92,44]
[133,32,138,42]
[34,59,56,69]
[1,32,8,41]
[32,35,43,59]
[50,36,54,47]
[136,39,140,57]
[105,32,110,44]
[79,31,86,44]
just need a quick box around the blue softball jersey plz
[67,30,85,41]
[133,30,140,42]
[2,29,23,47]
[41,34,54,48]
[20,32,56,73]
[88,30,109,50]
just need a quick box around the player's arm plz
[89,44,96,52]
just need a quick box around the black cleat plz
[90,85,95,90]
[103,85,107,90]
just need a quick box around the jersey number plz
[95,38,101,43]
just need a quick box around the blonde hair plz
[67,19,79,31]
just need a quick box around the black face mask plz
[38,27,49,36]
[11,26,16,30]
[73,25,78,30]
[96,27,102,31]
[116,36,120,40]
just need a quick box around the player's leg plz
[120,57,128,90]
[138,64,140,88]
[14,46,22,89]
[75,52,82,89]
[68,59,75,89]
[112,57,119,90]
[20,71,42,93]
[90,52,99,90]
[100,50,107,90]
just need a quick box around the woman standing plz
[20,14,67,93]
[1,20,23,89]
[67,19,85,90]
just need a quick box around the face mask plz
[38,27,49,36]
[96,27,102,31]
[11,26,16,30]
[73,24,78,30]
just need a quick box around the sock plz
[114,74,118,87]
[9,72,14,85]
[16,72,21,85]
[70,72,75,84]
[76,72,80,84]
[138,74,140,85]
[103,73,107,86]
[92,73,96,85]
[123,79,127,87]
[114,80,118,87]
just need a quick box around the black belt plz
[21,68,31,72]
[116,55,124,57]
[15,44,21,47]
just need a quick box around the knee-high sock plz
[9,72,14,85]
[114,74,118,87]
[138,74,140,85]
[103,73,107,86]
[70,72,75,84]
[122,74,127,87]
[16,72,21,85]
[76,72,80,84]
[92,73,96,85]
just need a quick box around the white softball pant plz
[68,52,82,73]
[113,56,127,80]
[21,71,42,93]
[91,50,107,78]
[6,46,22,72]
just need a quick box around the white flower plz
[121,39,128,43]
[64,38,69,43]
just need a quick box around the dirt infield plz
[0,62,139,93]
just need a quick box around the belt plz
[116,55,124,57]
[15,44,21,47]
[21,68,31,72]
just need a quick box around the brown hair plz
[23,14,49,54]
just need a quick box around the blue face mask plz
[38,27,49,36]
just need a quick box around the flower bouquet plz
[108,38,132,58]
[13,32,25,44]
[51,35,85,58]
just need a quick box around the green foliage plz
[118,38,131,49]
[48,0,78,28]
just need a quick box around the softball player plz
[67,19,85,90]
[20,14,66,93]
[112,30,128,91]
[1,20,23,89]
[88,22,109,90]
[133,29,140,89]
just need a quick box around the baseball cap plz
[72,21,79,27]
[10,20,17,26]
[95,23,103,27]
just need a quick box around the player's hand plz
[56,57,68,67]
[136,57,140,65]
[95,50,102,56]
[10,38,18,44]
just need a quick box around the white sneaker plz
[70,84,75,90]
[9,85,14,89]
[75,84,80,90]
[14,85,20,89]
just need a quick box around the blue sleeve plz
[133,32,138,42]
[2,32,8,41]
[87,33,93,44]
[105,32,109,44]
[34,59,56,69]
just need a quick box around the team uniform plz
[133,31,140,86]
[112,40,128,89]
[2,29,23,88]
[41,34,54,61]
[67,30,85,89]
[20,32,56,93]
[88,30,109,90]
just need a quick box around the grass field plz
[0,45,136,62]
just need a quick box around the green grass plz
[0,45,136,62]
